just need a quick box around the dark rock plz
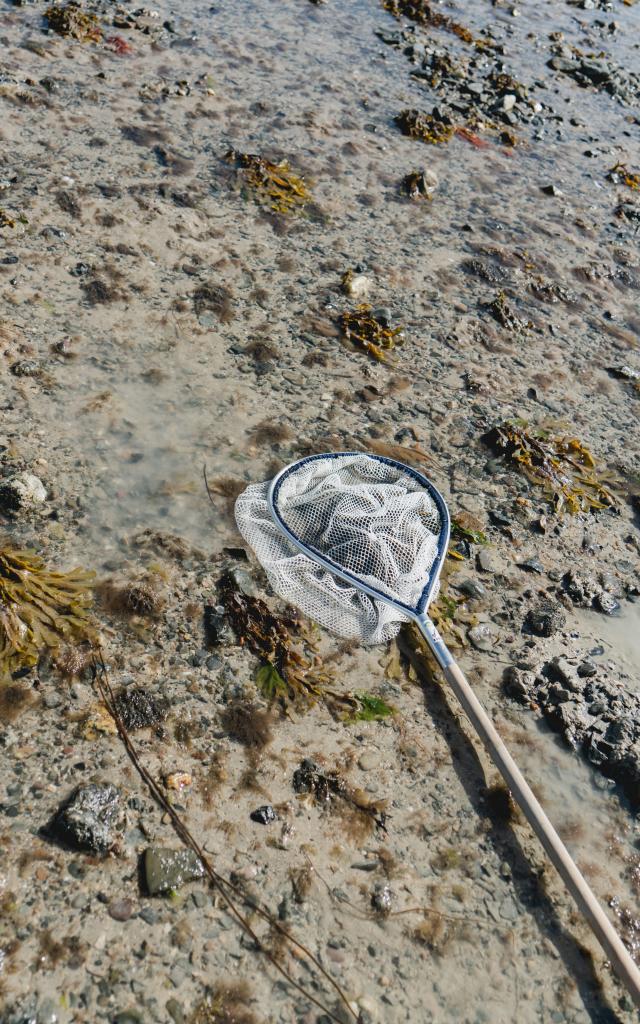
[578,659,597,678]
[203,605,234,646]
[50,783,124,854]
[113,687,168,731]
[455,578,486,599]
[595,592,621,616]
[525,602,565,637]
[371,882,395,915]
[518,558,544,574]
[250,804,277,825]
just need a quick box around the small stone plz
[518,557,544,574]
[476,549,495,573]
[577,659,597,678]
[144,847,204,895]
[525,603,565,638]
[502,93,516,111]
[108,898,134,922]
[499,896,518,921]
[113,687,168,731]
[203,605,234,646]
[455,578,485,599]
[371,883,395,915]
[0,472,47,515]
[468,623,493,652]
[540,183,561,196]
[139,905,158,924]
[250,804,277,825]
[358,751,381,772]
[51,783,123,855]
[43,692,62,709]
[343,273,373,300]
[595,592,620,616]
[166,999,185,1024]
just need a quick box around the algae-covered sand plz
[0,0,639,1021]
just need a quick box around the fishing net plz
[235,453,443,644]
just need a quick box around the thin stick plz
[92,651,357,1023]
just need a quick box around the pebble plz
[143,847,204,895]
[250,804,277,824]
[51,783,124,855]
[0,472,47,515]
[468,623,493,652]
[499,896,519,921]
[108,898,135,922]
[525,602,565,638]
[358,751,381,771]
[476,549,495,573]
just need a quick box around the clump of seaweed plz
[346,692,395,723]
[193,283,234,323]
[189,980,257,1024]
[44,3,102,42]
[339,303,404,363]
[383,0,475,44]
[483,421,615,513]
[396,109,455,145]
[0,545,95,681]
[97,573,165,619]
[0,683,35,723]
[0,210,16,229]
[225,149,310,215]
[220,700,273,750]
[607,163,640,191]
[486,290,532,332]
[218,571,351,714]
[293,758,387,840]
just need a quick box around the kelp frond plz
[225,149,310,214]
[339,304,404,363]
[484,420,616,513]
[0,545,95,680]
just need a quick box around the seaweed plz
[346,692,395,723]
[189,981,257,1024]
[292,759,387,839]
[44,3,102,42]
[0,545,95,682]
[607,163,640,191]
[383,0,475,44]
[396,109,455,145]
[97,573,165,619]
[193,283,234,322]
[486,290,531,332]
[0,683,35,723]
[225,149,310,215]
[339,303,404,363]
[483,421,616,513]
[451,515,487,547]
[0,210,16,229]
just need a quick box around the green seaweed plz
[347,692,395,722]
[255,661,289,702]
[451,517,488,546]
[0,545,95,681]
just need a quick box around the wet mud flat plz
[0,0,639,1022]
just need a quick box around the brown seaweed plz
[0,545,95,681]
[225,149,310,215]
[483,420,615,513]
[44,3,102,42]
[339,304,404,363]
[383,0,476,45]
[396,109,455,146]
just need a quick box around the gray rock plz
[476,549,495,573]
[371,882,395,915]
[468,623,493,652]
[455,578,486,599]
[358,751,381,771]
[144,847,204,895]
[525,602,565,637]
[51,783,123,855]
[0,472,47,515]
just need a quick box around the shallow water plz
[1,0,639,1021]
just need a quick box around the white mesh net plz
[235,453,443,645]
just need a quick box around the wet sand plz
[0,0,639,1021]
